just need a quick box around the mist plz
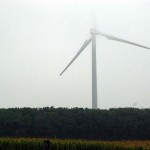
[0,0,150,109]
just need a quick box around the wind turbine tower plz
[91,28,98,109]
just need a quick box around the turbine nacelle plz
[90,28,99,35]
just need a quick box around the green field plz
[0,138,150,150]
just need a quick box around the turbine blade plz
[60,37,92,76]
[98,32,150,49]
[92,13,97,30]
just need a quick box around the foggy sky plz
[0,0,150,109]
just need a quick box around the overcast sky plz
[0,0,150,109]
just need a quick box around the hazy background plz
[0,0,150,109]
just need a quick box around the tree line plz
[0,107,150,140]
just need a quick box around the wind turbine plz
[60,27,149,109]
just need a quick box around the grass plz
[0,138,150,150]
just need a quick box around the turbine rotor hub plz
[90,28,98,35]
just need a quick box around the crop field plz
[0,138,150,150]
